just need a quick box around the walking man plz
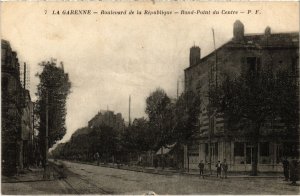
[216,161,221,178]
[94,152,100,166]
[198,160,205,179]
[282,157,289,181]
[221,159,228,179]
[289,159,298,186]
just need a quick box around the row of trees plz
[52,125,119,162]
[51,88,201,166]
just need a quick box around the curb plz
[62,160,284,179]
[1,179,55,184]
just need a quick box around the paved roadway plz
[61,160,300,194]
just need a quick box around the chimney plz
[189,46,201,66]
[265,26,271,36]
[233,20,244,41]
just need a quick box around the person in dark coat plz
[282,157,289,181]
[221,159,228,179]
[289,159,298,186]
[94,152,100,166]
[198,160,205,179]
[216,161,221,178]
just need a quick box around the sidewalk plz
[2,167,47,183]
[67,160,284,178]
[1,166,76,195]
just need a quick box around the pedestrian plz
[34,150,40,167]
[282,157,289,181]
[216,161,221,178]
[221,159,228,179]
[94,152,100,166]
[198,160,205,179]
[289,159,298,186]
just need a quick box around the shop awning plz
[156,143,177,155]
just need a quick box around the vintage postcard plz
[1,1,299,195]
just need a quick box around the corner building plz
[1,40,34,175]
[184,20,299,172]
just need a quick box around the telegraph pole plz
[128,95,131,126]
[177,80,179,99]
[206,28,218,175]
[207,29,217,175]
[43,90,50,179]
[208,76,212,175]
[212,28,218,88]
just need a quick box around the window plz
[260,142,269,156]
[214,143,218,156]
[276,145,283,164]
[246,57,261,73]
[1,48,6,64]
[234,142,244,156]
[283,142,299,157]
[291,57,299,74]
[205,143,208,155]
[209,116,215,134]
[2,77,8,92]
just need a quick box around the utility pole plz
[128,95,131,126]
[32,101,35,164]
[43,90,50,179]
[207,28,218,175]
[177,80,179,99]
[208,54,213,175]
[212,28,218,88]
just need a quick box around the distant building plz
[88,110,125,132]
[184,21,299,172]
[1,40,34,175]
[20,90,34,168]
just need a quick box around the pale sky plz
[1,2,299,144]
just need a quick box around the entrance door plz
[210,146,215,163]
[210,143,218,164]
[246,146,253,164]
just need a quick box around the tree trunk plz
[250,123,260,176]
[251,142,258,176]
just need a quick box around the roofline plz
[184,31,299,72]
[184,40,230,72]
[244,31,299,36]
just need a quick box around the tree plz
[173,90,201,144]
[121,117,152,153]
[36,59,71,162]
[145,88,173,150]
[274,69,299,132]
[209,68,298,175]
[88,125,119,161]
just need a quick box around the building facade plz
[184,21,299,172]
[1,40,34,175]
[88,110,125,132]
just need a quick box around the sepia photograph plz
[1,1,299,195]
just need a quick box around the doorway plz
[246,146,254,164]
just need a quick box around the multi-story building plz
[20,90,34,168]
[1,40,34,175]
[184,21,299,172]
[88,110,125,132]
